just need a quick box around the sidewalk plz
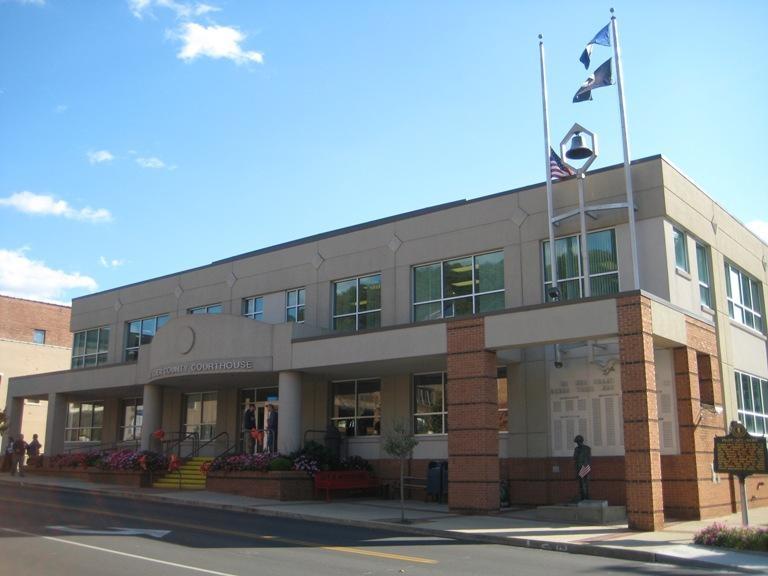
[2,473,766,573]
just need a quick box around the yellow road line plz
[4,496,437,565]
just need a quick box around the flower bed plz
[30,449,168,488]
[694,522,768,552]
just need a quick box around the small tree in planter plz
[383,419,419,523]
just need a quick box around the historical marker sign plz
[714,421,768,476]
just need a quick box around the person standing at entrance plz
[11,434,28,477]
[573,435,592,501]
[26,433,41,467]
[243,404,257,454]
[266,404,278,453]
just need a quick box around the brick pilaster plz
[446,317,499,513]
[617,295,665,531]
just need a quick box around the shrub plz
[268,457,293,471]
[292,454,320,477]
[208,452,276,473]
[694,522,768,552]
[338,455,372,472]
[48,449,167,472]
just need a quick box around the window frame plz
[673,227,690,273]
[183,391,218,442]
[64,401,104,442]
[188,303,223,315]
[413,372,447,435]
[331,378,381,437]
[412,250,505,322]
[286,288,306,323]
[33,329,46,345]
[332,274,382,331]
[542,228,619,302]
[120,397,143,442]
[124,314,169,362]
[725,262,763,332]
[71,326,111,369]
[243,296,264,321]
[695,242,712,309]
[735,370,768,437]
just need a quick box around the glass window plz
[333,275,381,331]
[243,296,264,321]
[120,398,143,441]
[725,262,763,331]
[184,392,217,441]
[498,367,508,431]
[673,227,689,272]
[64,401,104,442]
[736,371,768,437]
[189,304,223,315]
[413,251,504,321]
[543,229,618,302]
[33,329,46,344]
[71,327,110,369]
[331,379,381,436]
[696,243,712,309]
[413,373,446,435]
[286,288,306,323]
[124,314,169,361]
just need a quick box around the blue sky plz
[1,0,766,304]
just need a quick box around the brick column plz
[617,295,664,531]
[446,317,499,513]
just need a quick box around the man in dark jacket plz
[11,434,28,477]
[26,434,42,467]
[243,404,257,454]
[266,404,278,453]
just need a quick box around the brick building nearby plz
[7,155,768,530]
[0,295,71,449]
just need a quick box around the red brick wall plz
[0,295,71,347]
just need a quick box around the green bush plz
[268,457,293,471]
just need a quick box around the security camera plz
[547,287,561,302]
[554,361,564,369]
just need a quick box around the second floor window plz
[673,227,689,272]
[189,304,223,314]
[243,296,264,320]
[125,314,169,361]
[333,274,381,331]
[726,262,763,331]
[696,243,712,309]
[543,229,618,302]
[33,329,46,344]
[72,327,110,369]
[286,288,305,323]
[413,251,504,321]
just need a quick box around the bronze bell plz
[565,132,593,160]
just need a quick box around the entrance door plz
[239,387,278,453]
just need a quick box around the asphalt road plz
[0,484,737,576]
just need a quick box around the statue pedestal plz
[536,500,626,524]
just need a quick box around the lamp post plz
[560,124,598,298]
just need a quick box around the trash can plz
[427,460,448,503]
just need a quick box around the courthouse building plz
[6,155,768,530]
[0,295,71,448]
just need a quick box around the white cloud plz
[87,149,114,164]
[130,0,219,20]
[99,256,126,269]
[54,104,68,114]
[0,191,112,223]
[136,156,166,169]
[174,22,263,65]
[0,248,97,304]
[747,220,768,244]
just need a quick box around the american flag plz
[578,464,591,478]
[550,148,575,180]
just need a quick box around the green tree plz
[382,419,419,523]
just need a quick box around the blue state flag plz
[573,58,613,103]
[580,23,611,69]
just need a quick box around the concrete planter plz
[29,467,152,488]
[206,470,313,501]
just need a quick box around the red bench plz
[313,470,380,501]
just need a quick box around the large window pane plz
[333,382,356,419]
[127,321,141,349]
[476,251,504,293]
[334,279,358,316]
[357,311,381,330]
[98,327,110,353]
[443,296,473,318]
[332,380,381,437]
[358,275,381,312]
[414,263,441,303]
[476,292,505,314]
[588,230,617,274]
[673,228,689,271]
[414,302,442,322]
[85,329,99,355]
[443,257,473,298]
[413,373,446,435]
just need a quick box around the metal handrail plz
[162,431,199,457]
[302,429,326,446]
[186,431,229,459]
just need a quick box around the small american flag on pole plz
[578,464,592,478]
[550,148,575,180]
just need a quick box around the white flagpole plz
[610,8,640,290]
[539,35,558,297]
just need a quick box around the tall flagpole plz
[610,8,640,290]
[539,35,558,297]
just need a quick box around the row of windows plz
[736,370,768,437]
[673,227,713,309]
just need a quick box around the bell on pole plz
[565,132,593,160]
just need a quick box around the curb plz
[11,480,763,574]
